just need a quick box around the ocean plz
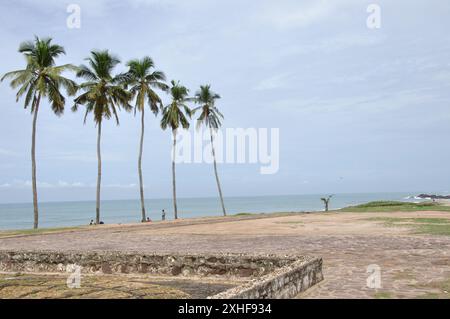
[0,192,422,230]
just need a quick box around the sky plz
[0,0,449,203]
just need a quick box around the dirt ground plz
[0,273,238,299]
[1,210,450,299]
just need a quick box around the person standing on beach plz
[162,209,166,221]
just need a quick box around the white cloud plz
[271,88,441,115]
[104,183,138,189]
[0,180,83,189]
[0,148,17,157]
[57,181,86,188]
[279,34,384,58]
[16,0,209,17]
[3,180,55,189]
[433,69,450,83]
[254,73,292,91]
[42,152,127,163]
[0,180,137,189]
[256,0,358,30]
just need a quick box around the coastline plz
[0,192,426,230]
[1,206,450,299]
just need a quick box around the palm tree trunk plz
[96,121,102,224]
[31,93,41,229]
[209,126,226,216]
[138,108,146,222]
[172,129,178,219]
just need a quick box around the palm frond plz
[77,64,98,81]
[3,37,77,115]
[160,80,192,131]
[1,69,29,82]
[23,84,36,109]
[193,85,224,129]
[73,50,132,126]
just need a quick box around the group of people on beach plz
[89,209,166,226]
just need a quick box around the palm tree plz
[321,195,333,212]
[122,57,168,222]
[160,80,191,220]
[72,50,131,224]
[193,85,227,216]
[1,36,78,229]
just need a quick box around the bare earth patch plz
[0,273,238,299]
[1,210,450,298]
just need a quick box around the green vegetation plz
[392,270,415,281]
[232,212,303,218]
[367,217,407,224]
[413,218,450,224]
[415,224,450,236]
[374,291,395,299]
[416,278,450,299]
[0,273,191,299]
[234,213,254,216]
[366,216,450,236]
[341,201,450,212]
[275,221,304,225]
[0,226,85,238]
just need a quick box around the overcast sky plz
[0,0,449,203]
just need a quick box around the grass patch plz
[413,218,450,224]
[392,270,415,281]
[415,224,450,236]
[0,226,85,238]
[374,291,395,299]
[366,217,407,224]
[233,213,254,216]
[275,221,304,225]
[417,293,445,299]
[366,217,450,236]
[0,273,192,299]
[341,201,450,213]
[415,278,450,299]
[232,212,303,217]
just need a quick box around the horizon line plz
[0,190,434,206]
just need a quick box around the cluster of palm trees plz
[1,36,227,229]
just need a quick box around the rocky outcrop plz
[416,194,450,199]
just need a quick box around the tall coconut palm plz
[122,57,168,222]
[193,85,227,216]
[72,50,131,224]
[160,80,191,220]
[1,36,78,229]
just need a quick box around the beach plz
[0,192,424,230]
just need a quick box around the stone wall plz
[0,250,323,299]
[0,251,296,278]
[209,257,323,299]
